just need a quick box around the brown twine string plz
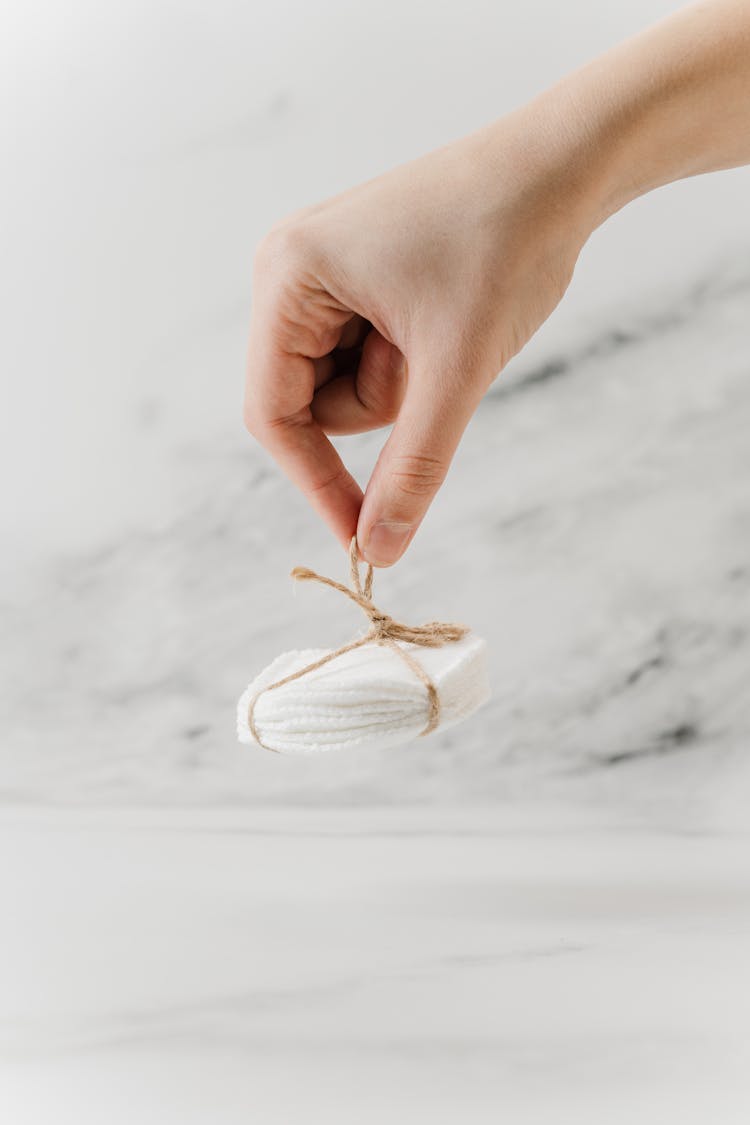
[247,537,469,753]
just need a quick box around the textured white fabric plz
[237,632,490,754]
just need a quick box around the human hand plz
[244,110,593,566]
[245,0,750,567]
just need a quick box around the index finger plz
[244,330,363,552]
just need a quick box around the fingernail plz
[363,521,412,566]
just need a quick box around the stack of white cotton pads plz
[237,632,489,754]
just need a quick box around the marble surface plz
[1,805,749,1124]
[3,1,750,1120]
[3,261,750,1121]
[3,257,750,815]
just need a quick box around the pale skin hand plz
[245,0,750,567]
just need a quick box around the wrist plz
[533,58,681,232]
[463,99,609,259]
[526,0,750,234]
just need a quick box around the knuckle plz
[264,405,310,432]
[244,400,310,438]
[390,453,447,498]
[356,350,406,424]
[356,376,400,425]
[254,218,313,276]
[308,465,350,495]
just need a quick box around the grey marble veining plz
[3,259,749,819]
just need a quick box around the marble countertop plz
[2,804,749,1124]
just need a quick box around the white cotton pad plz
[237,632,490,754]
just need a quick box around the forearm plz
[561,0,750,227]
[473,0,750,240]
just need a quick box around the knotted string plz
[247,537,468,752]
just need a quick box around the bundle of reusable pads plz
[236,540,490,754]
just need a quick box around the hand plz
[244,110,593,566]
[245,0,750,567]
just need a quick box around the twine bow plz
[247,537,468,752]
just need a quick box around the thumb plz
[357,354,480,567]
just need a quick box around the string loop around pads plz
[247,537,468,752]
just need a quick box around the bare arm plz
[245,0,750,567]
[544,0,750,222]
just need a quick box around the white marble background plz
[1,1,749,1121]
